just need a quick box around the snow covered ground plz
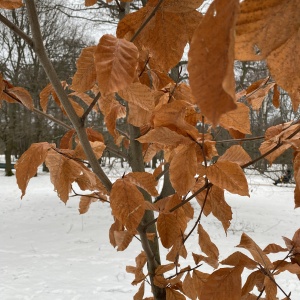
[1,166,300,299]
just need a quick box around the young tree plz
[2,0,300,299]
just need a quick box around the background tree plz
[0,0,91,175]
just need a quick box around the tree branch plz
[24,0,112,192]
[0,13,33,47]
[130,0,165,43]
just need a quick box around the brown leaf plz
[114,230,134,251]
[188,0,239,125]
[219,102,251,134]
[133,281,145,300]
[127,102,152,127]
[156,195,188,249]
[71,46,96,92]
[85,0,97,7]
[78,195,99,214]
[207,161,249,196]
[209,186,232,233]
[192,253,218,269]
[166,237,187,262]
[110,179,145,231]
[165,287,186,300]
[273,261,300,275]
[157,212,180,249]
[247,83,275,111]
[137,127,191,147]
[94,34,139,95]
[15,142,54,198]
[153,100,200,140]
[117,1,202,72]
[264,276,277,300]
[0,0,22,9]
[109,219,123,248]
[200,266,243,300]
[169,144,197,195]
[182,272,197,300]
[45,149,86,203]
[198,224,219,261]
[263,243,288,254]
[237,233,273,269]
[246,77,270,95]
[272,84,280,108]
[193,270,209,299]
[241,270,265,297]
[60,129,76,149]
[218,145,252,166]
[119,82,155,111]
[74,141,105,160]
[235,0,300,109]
[86,127,105,143]
[156,263,175,276]
[39,81,68,112]
[259,139,291,164]
[125,172,159,197]
[220,251,257,270]
[6,87,33,110]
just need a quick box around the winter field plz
[1,163,300,300]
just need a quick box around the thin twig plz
[81,92,101,123]
[0,13,34,47]
[130,0,165,42]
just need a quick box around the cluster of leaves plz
[2,0,300,299]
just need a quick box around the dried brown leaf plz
[207,161,249,196]
[94,34,138,95]
[133,281,145,300]
[188,0,239,125]
[169,144,197,195]
[182,272,197,300]
[78,195,99,214]
[218,145,252,166]
[0,0,22,9]
[45,149,86,203]
[165,287,186,300]
[241,270,265,297]
[125,172,159,197]
[137,127,191,147]
[114,230,134,251]
[263,243,288,254]
[7,87,33,110]
[119,82,155,111]
[15,142,54,198]
[71,46,96,92]
[85,0,97,7]
[198,224,219,261]
[193,270,209,299]
[74,141,105,160]
[235,0,300,109]
[219,102,251,134]
[264,276,277,300]
[60,129,76,149]
[157,212,180,249]
[237,233,273,269]
[272,84,280,108]
[220,251,257,270]
[110,179,145,231]
[200,266,243,300]
[117,1,202,72]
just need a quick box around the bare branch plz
[24,0,112,192]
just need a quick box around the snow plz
[1,167,300,299]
